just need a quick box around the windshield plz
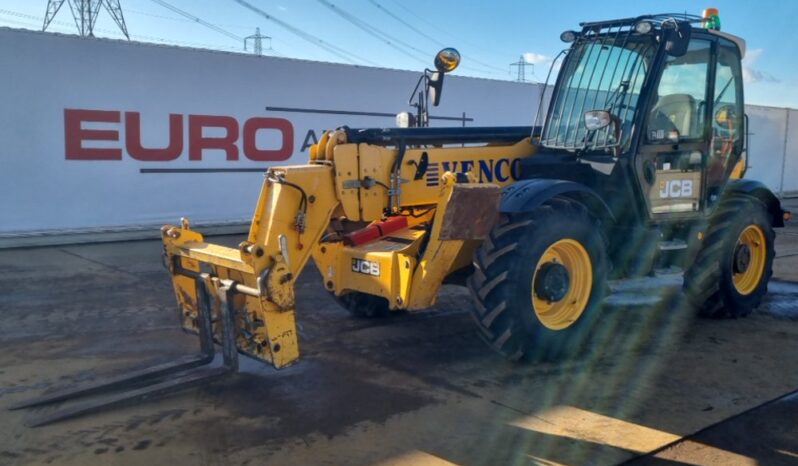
[540,35,657,152]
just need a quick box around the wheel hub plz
[733,243,751,274]
[534,262,570,302]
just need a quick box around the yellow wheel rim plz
[732,225,767,295]
[531,239,593,330]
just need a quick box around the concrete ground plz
[628,389,798,466]
[1,199,797,466]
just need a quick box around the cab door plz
[706,38,746,206]
[636,37,713,218]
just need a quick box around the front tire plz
[467,198,608,361]
[683,196,775,317]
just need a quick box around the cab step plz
[652,265,684,277]
[658,239,688,251]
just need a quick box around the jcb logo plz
[352,258,380,277]
[659,179,693,198]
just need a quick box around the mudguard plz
[499,179,615,227]
[723,179,786,227]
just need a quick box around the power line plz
[366,0,506,75]
[149,0,243,43]
[385,0,492,55]
[0,8,249,53]
[125,7,253,30]
[366,0,444,48]
[317,0,429,66]
[124,7,196,23]
[231,0,376,66]
[0,15,47,30]
[132,3,286,56]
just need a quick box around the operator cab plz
[533,9,747,222]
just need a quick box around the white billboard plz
[784,109,798,194]
[0,27,540,244]
[2,27,795,247]
[744,105,788,193]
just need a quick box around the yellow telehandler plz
[12,9,790,426]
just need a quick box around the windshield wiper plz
[604,80,630,112]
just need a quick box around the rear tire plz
[332,291,391,318]
[683,196,775,317]
[467,198,608,361]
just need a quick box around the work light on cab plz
[560,30,577,43]
[395,111,415,128]
[634,21,652,34]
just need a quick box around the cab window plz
[647,40,712,142]
[708,40,745,188]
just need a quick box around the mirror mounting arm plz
[400,48,460,128]
[407,69,433,128]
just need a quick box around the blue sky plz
[1,0,795,108]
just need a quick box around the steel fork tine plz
[9,274,243,427]
[25,366,231,427]
[7,354,212,410]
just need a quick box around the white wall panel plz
[0,28,540,236]
[743,105,787,193]
[2,27,795,243]
[782,109,798,194]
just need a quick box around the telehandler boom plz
[12,9,790,426]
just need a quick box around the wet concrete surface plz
[1,200,797,465]
[628,389,798,466]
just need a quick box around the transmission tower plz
[43,0,130,39]
[510,55,533,82]
[245,27,271,56]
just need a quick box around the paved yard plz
[1,199,797,465]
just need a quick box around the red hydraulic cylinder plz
[344,216,409,246]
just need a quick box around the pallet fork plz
[8,274,245,427]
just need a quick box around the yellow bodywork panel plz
[359,143,394,220]
[357,137,534,219]
[313,228,423,309]
[162,132,535,368]
[163,164,339,368]
[730,157,745,179]
[407,173,502,308]
[327,137,536,222]
[313,172,502,311]
[332,144,362,220]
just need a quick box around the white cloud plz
[742,48,779,84]
[521,52,562,79]
[523,52,551,64]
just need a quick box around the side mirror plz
[401,48,461,127]
[429,48,460,107]
[664,21,691,57]
[585,110,622,154]
[434,48,461,73]
[584,110,611,131]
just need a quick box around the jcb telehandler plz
[13,9,790,426]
